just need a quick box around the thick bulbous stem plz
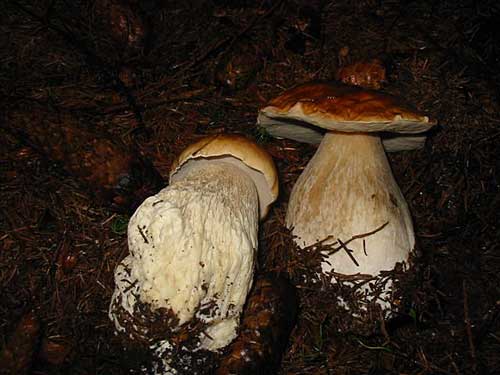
[286,132,414,277]
[110,161,259,351]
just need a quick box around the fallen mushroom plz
[109,134,278,372]
[257,82,436,301]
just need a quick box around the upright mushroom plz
[257,82,436,283]
[109,134,278,369]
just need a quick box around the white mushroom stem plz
[110,160,259,351]
[286,131,414,277]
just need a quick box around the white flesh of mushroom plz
[109,160,259,351]
[286,131,414,277]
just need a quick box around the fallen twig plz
[463,280,478,373]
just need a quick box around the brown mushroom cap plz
[258,81,437,151]
[170,134,279,219]
[335,58,387,90]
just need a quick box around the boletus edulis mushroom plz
[109,134,278,371]
[258,82,436,302]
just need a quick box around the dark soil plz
[1,0,499,374]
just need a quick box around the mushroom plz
[109,134,278,364]
[257,82,436,282]
[335,58,387,90]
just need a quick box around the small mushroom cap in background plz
[170,134,279,219]
[258,81,437,152]
[335,58,387,90]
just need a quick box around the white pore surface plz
[109,161,259,351]
[257,112,428,152]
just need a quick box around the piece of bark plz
[214,35,271,92]
[216,273,297,375]
[39,337,72,366]
[3,108,164,213]
[0,312,40,375]
[94,0,148,55]
[283,2,323,55]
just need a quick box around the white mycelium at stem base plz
[110,160,259,351]
[286,131,414,277]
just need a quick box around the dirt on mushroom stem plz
[110,294,220,374]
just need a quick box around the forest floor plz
[1,1,499,374]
